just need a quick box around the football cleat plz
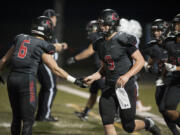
[145,117,161,135]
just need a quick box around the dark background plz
[0,0,179,59]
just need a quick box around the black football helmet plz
[31,16,53,41]
[86,20,99,35]
[173,13,180,23]
[98,9,119,37]
[172,13,180,36]
[151,19,169,41]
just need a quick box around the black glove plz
[0,76,5,84]
[74,78,88,88]
[66,57,76,66]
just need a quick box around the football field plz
[0,79,176,135]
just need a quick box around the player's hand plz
[116,75,129,87]
[54,42,68,52]
[164,63,176,72]
[66,57,76,66]
[84,75,96,85]
[61,42,68,50]
[74,78,88,88]
[0,76,5,84]
[144,61,151,72]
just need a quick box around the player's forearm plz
[97,64,106,78]
[75,45,94,61]
[176,66,180,71]
[52,65,69,79]
[125,51,145,79]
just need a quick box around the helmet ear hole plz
[31,16,53,41]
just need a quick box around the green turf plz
[0,81,174,135]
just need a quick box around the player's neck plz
[35,36,44,40]
[105,32,117,41]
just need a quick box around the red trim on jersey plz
[29,81,35,103]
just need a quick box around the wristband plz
[67,75,76,83]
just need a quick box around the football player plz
[84,9,160,135]
[0,16,86,135]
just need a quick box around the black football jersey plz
[93,32,137,84]
[165,39,180,79]
[10,34,55,75]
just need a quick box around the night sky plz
[0,0,179,57]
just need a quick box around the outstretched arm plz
[75,44,95,61]
[66,44,95,65]
[84,62,104,85]
[42,53,87,88]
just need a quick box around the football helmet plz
[98,9,119,37]
[151,19,169,41]
[31,16,53,41]
[86,20,99,35]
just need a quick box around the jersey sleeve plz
[126,45,137,56]
[119,33,138,55]
[39,41,55,54]
[118,32,137,47]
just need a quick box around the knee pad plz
[122,121,135,133]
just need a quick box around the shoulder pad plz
[117,32,137,46]
[165,35,175,42]
[146,40,157,46]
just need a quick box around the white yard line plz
[57,85,166,125]
[0,122,11,128]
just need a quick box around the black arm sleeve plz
[39,41,55,54]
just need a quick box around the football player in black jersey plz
[144,19,180,135]
[66,20,105,121]
[0,16,86,135]
[160,14,180,135]
[84,9,160,135]
[36,9,68,122]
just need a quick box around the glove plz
[144,61,151,72]
[74,78,88,88]
[164,63,176,72]
[0,76,5,84]
[66,57,76,66]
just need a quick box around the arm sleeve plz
[39,41,55,54]
[127,45,138,56]
[126,34,138,55]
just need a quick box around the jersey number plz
[18,40,30,58]
[104,55,115,70]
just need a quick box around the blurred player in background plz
[118,18,152,112]
[36,9,68,122]
[66,20,105,121]
[84,9,160,135]
[0,16,86,135]
[161,14,180,135]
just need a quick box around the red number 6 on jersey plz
[104,55,115,70]
[18,40,30,58]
